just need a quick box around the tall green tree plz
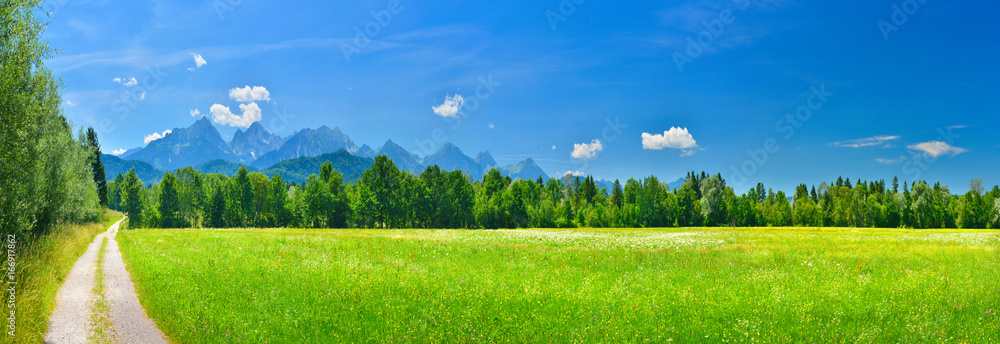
[85,127,108,206]
[699,175,726,226]
[207,186,227,228]
[358,155,401,228]
[122,168,145,226]
[234,166,254,226]
[158,172,182,228]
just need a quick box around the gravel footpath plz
[44,218,170,344]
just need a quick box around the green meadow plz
[119,228,1000,343]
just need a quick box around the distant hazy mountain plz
[422,143,483,179]
[355,144,376,158]
[475,151,497,172]
[251,126,358,169]
[229,122,284,160]
[261,149,373,183]
[668,178,685,191]
[193,159,259,176]
[128,117,242,170]
[117,147,143,159]
[111,118,554,183]
[102,154,164,183]
[376,140,423,174]
[497,158,549,181]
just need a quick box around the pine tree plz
[158,172,181,228]
[611,180,624,209]
[85,127,108,206]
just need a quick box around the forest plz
[109,156,1000,230]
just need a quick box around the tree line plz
[111,156,1000,230]
[1,0,107,239]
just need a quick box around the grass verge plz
[0,209,119,344]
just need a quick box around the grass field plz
[119,227,999,343]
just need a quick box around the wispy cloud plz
[113,77,138,87]
[874,156,906,165]
[829,135,900,148]
[49,38,376,73]
[907,141,968,158]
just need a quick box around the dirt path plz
[44,218,169,344]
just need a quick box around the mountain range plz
[107,117,551,184]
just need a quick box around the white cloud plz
[138,91,146,100]
[488,122,495,129]
[563,171,585,177]
[191,53,207,68]
[65,100,76,106]
[111,148,127,156]
[114,77,137,87]
[229,85,270,103]
[947,125,967,130]
[874,156,906,165]
[830,135,900,148]
[551,145,556,150]
[210,102,262,128]
[187,68,195,71]
[641,127,698,156]
[144,129,172,144]
[571,139,603,159]
[907,141,968,158]
[432,94,464,118]
[190,109,201,117]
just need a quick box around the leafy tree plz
[992,198,1000,229]
[122,168,145,226]
[358,155,401,228]
[793,197,822,227]
[677,180,701,226]
[699,175,726,226]
[109,173,125,211]
[970,178,985,196]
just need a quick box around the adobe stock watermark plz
[901,126,961,180]
[545,0,587,31]
[414,75,501,156]
[568,116,629,174]
[728,84,833,188]
[101,66,169,136]
[4,234,16,337]
[673,0,751,73]
[214,0,244,21]
[878,0,930,41]
[341,0,406,63]
[266,102,298,135]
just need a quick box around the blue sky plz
[46,0,999,193]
